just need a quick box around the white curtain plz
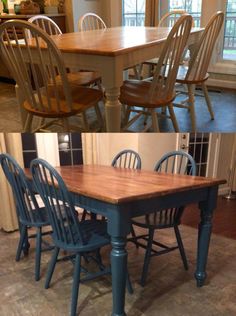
[81,133,98,165]
[0,133,23,231]
[145,0,160,26]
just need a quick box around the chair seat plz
[23,86,103,118]
[21,206,50,227]
[57,71,101,87]
[54,219,110,252]
[132,210,179,229]
[120,80,175,108]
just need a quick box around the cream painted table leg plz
[15,84,27,130]
[105,87,122,132]
[102,60,123,132]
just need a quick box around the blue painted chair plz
[81,149,142,221]
[30,158,116,316]
[111,149,142,169]
[130,150,196,286]
[0,153,52,281]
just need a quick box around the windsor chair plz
[130,150,196,286]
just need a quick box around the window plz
[58,133,83,166]
[223,0,236,60]
[188,133,210,177]
[169,0,202,26]
[122,0,145,26]
[21,134,37,168]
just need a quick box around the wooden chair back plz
[0,20,73,117]
[148,15,193,104]
[28,15,62,36]
[111,149,141,169]
[30,158,84,248]
[186,11,224,82]
[159,10,194,27]
[78,12,107,31]
[0,153,44,226]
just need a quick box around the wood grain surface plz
[25,165,225,204]
[47,27,204,56]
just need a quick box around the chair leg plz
[71,254,81,316]
[168,103,179,132]
[151,109,160,132]
[130,224,139,249]
[23,113,33,132]
[35,227,42,281]
[94,103,104,131]
[140,228,155,287]
[16,224,27,261]
[81,209,87,221]
[45,247,60,289]
[126,271,133,294]
[62,118,70,132]
[202,82,214,120]
[123,105,132,126]
[187,84,197,132]
[82,111,90,131]
[174,225,188,271]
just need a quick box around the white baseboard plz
[207,78,236,90]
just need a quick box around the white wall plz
[66,0,103,32]
[95,133,178,170]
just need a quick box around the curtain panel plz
[81,133,98,165]
[0,134,23,232]
[145,0,160,26]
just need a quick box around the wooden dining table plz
[17,26,204,131]
[25,164,225,315]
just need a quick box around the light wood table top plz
[49,26,204,56]
[26,164,225,204]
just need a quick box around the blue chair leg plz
[71,254,81,316]
[35,227,42,281]
[130,224,139,249]
[174,225,188,270]
[16,224,27,261]
[140,228,154,287]
[126,272,133,294]
[45,247,60,289]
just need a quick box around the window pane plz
[223,0,236,60]
[169,0,202,27]
[122,0,145,26]
[124,0,137,14]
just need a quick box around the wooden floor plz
[183,195,236,239]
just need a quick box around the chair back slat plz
[31,159,84,247]
[186,12,224,82]
[28,15,62,36]
[154,150,196,176]
[111,149,141,170]
[0,20,73,116]
[0,153,45,225]
[78,13,107,31]
[149,15,192,104]
[153,150,196,225]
